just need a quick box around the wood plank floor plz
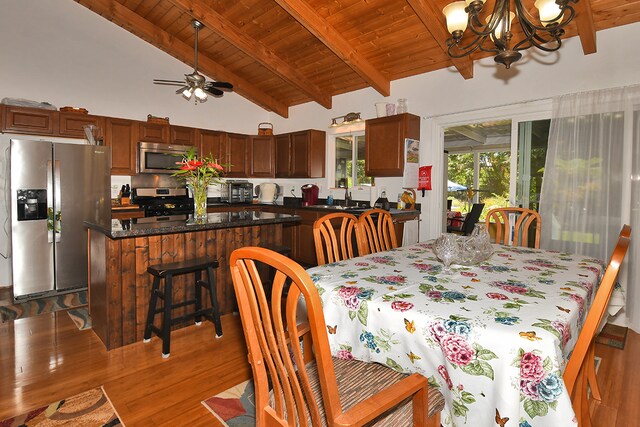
[1,310,638,426]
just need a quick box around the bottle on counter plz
[374,191,390,211]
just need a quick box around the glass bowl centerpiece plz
[432,224,494,272]
[172,147,225,221]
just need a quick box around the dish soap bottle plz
[374,191,390,211]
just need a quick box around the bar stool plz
[143,257,223,358]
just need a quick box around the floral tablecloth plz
[307,242,605,427]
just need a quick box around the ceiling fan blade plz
[153,80,186,87]
[175,86,190,94]
[203,87,224,97]
[205,81,233,91]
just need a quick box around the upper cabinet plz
[249,135,275,178]
[276,130,325,178]
[105,118,138,175]
[198,129,227,161]
[171,125,196,146]
[365,113,420,177]
[2,106,56,135]
[226,133,249,178]
[139,122,169,143]
[59,113,104,139]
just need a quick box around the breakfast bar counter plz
[86,211,300,350]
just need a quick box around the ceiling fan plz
[153,20,233,103]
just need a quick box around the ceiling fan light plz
[535,0,563,26]
[182,87,194,100]
[443,1,469,35]
[194,87,207,101]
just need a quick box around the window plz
[334,133,373,187]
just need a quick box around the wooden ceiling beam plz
[407,0,474,79]
[273,0,391,96]
[574,0,597,54]
[74,0,290,117]
[166,0,332,109]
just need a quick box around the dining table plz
[307,241,610,427]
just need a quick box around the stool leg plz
[194,270,202,326]
[143,276,160,342]
[162,274,173,358]
[207,266,223,338]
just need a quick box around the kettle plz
[255,183,280,203]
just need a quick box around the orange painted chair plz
[485,207,541,248]
[563,225,631,426]
[313,212,358,265]
[230,247,444,426]
[357,209,398,255]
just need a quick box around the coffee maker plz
[301,184,319,206]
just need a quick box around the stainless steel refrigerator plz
[10,139,111,299]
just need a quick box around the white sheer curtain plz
[539,84,640,333]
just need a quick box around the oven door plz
[138,142,196,174]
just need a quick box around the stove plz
[132,187,193,217]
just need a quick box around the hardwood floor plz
[1,310,638,426]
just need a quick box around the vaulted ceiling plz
[75,0,640,117]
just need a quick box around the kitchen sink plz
[309,205,369,213]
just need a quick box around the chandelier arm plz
[466,0,506,39]
[447,33,501,58]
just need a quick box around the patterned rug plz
[202,379,255,426]
[67,307,92,330]
[0,386,122,426]
[596,323,628,349]
[0,290,87,322]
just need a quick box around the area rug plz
[202,379,255,426]
[67,307,92,330]
[0,386,123,426]
[596,323,628,349]
[0,290,87,322]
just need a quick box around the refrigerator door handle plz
[53,159,62,242]
[47,160,54,243]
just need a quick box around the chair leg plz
[161,274,173,358]
[207,266,223,338]
[194,270,202,326]
[580,363,592,427]
[587,343,601,401]
[143,276,160,342]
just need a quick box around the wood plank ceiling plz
[75,0,640,117]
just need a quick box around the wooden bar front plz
[89,224,283,350]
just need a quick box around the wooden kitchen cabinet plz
[365,113,420,177]
[2,105,56,135]
[198,129,227,161]
[275,129,325,178]
[226,133,249,177]
[139,122,169,143]
[170,125,196,146]
[105,117,138,175]
[249,135,275,178]
[58,113,104,138]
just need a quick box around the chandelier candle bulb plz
[443,1,468,34]
[535,0,564,26]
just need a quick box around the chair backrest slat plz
[357,209,398,255]
[485,207,541,248]
[313,213,358,265]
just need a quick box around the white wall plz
[270,22,640,241]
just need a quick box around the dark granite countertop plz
[86,210,300,239]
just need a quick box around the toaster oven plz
[221,180,253,204]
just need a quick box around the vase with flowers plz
[172,147,225,222]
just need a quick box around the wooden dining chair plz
[485,207,541,248]
[313,212,358,265]
[357,209,398,255]
[230,247,444,426]
[563,224,631,427]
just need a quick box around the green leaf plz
[435,284,447,290]
[452,400,469,417]
[524,399,549,418]
[549,400,558,410]
[503,302,522,310]
[460,360,494,380]
[357,301,368,326]
[543,356,553,371]
[531,324,560,339]
[475,348,498,361]
[348,310,356,321]
[427,376,440,388]
[386,358,403,371]
[460,391,476,404]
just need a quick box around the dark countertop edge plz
[85,214,301,239]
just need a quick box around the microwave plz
[138,141,195,174]
[221,181,253,204]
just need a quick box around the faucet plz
[344,186,352,207]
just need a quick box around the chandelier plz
[442,0,577,69]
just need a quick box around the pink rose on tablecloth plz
[336,349,354,360]
[355,262,369,266]
[520,352,545,382]
[438,365,454,390]
[552,320,571,346]
[499,284,528,294]
[440,334,475,366]
[460,271,477,277]
[391,301,414,312]
[344,295,360,311]
[338,286,360,299]
[582,266,600,275]
[427,290,443,299]
[429,322,447,343]
[486,292,508,300]
[520,379,542,400]
[579,281,594,298]
[569,293,585,313]
[523,266,541,271]
[414,263,438,272]
[371,256,392,264]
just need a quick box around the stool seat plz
[148,258,219,278]
[144,257,222,358]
